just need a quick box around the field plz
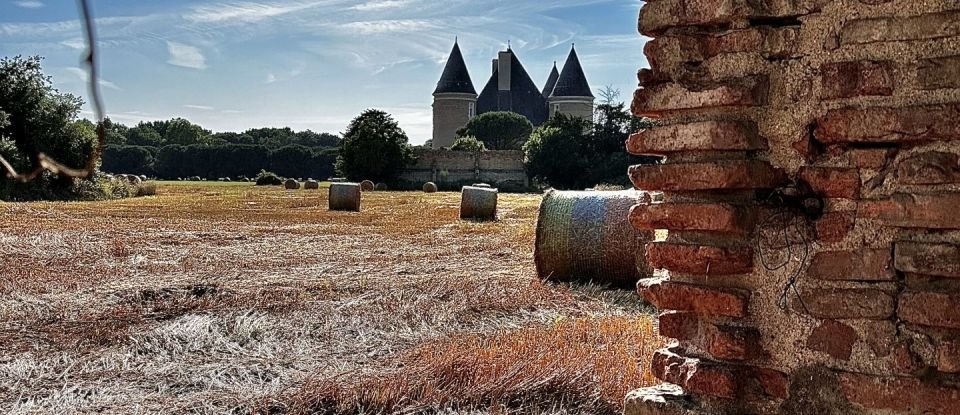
[0,183,663,414]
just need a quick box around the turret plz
[548,45,594,120]
[432,40,477,149]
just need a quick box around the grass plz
[0,183,664,414]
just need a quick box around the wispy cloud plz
[266,73,277,84]
[64,67,121,90]
[14,1,44,9]
[350,0,414,12]
[184,104,215,111]
[166,41,207,70]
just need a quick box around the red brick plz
[632,78,766,117]
[842,11,960,45]
[814,104,960,144]
[626,121,767,155]
[821,61,894,99]
[658,311,699,340]
[808,249,895,281]
[630,203,756,234]
[859,193,960,229]
[630,160,784,192]
[749,367,790,400]
[849,148,894,169]
[938,338,960,373]
[639,278,750,318]
[798,167,861,199]
[814,212,855,243]
[839,373,960,414]
[646,243,753,275]
[639,0,824,36]
[797,288,895,320]
[651,348,737,399]
[705,325,762,361]
[862,320,897,357]
[807,320,859,361]
[895,242,960,278]
[892,342,925,374]
[919,55,960,90]
[899,291,960,329]
[896,151,960,185]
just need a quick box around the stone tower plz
[432,40,477,149]
[548,45,594,120]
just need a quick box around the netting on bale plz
[534,189,655,288]
[460,186,498,221]
[329,183,361,212]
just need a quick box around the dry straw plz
[284,179,301,190]
[534,190,654,288]
[329,182,361,211]
[423,182,438,193]
[304,180,320,190]
[360,180,375,191]
[460,186,498,221]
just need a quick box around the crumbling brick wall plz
[626,1,960,414]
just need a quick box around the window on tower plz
[468,102,475,118]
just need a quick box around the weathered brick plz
[839,373,960,414]
[820,61,894,99]
[632,78,767,117]
[807,320,859,361]
[896,151,960,185]
[750,367,790,400]
[646,243,753,275]
[918,55,960,90]
[797,288,895,320]
[862,320,897,357]
[814,212,855,243]
[798,167,861,199]
[639,0,825,36]
[808,249,895,281]
[815,104,960,144]
[899,291,960,329]
[938,338,960,374]
[841,11,960,45]
[630,203,757,234]
[639,278,750,318]
[626,121,767,155]
[859,193,960,229]
[658,311,699,340]
[895,242,960,278]
[849,148,895,169]
[705,325,762,361]
[651,348,737,399]
[630,160,783,192]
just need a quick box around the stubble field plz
[0,182,662,414]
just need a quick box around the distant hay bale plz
[329,177,347,183]
[190,176,202,181]
[460,186,498,221]
[126,175,142,186]
[284,179,301,190]
[534,190,655,288]
[139,175,148,182]
[423,182,438,193]
[329,182,361,211]
[375,182,389,191]
[360,180,375,191]
[473,183,492,188]
[304,179,320,190]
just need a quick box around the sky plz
[0,0,650,145]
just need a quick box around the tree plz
[101,145,154,175]
[336,109,414,182]
[450,136,486,152]
[127,123,163,147]
[0,55,97,181]
[523,114,591,190]
[456,111,533,150]
[163,118,210,146]
[269,145,314,178]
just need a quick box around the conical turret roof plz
[542,62,559,98]
[434,41,476,95]
[550,45,593,98]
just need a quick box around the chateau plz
[431,41,594,149]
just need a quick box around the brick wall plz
[626,1,960,414]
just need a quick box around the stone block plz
[808,249,895,281]
[639,278,750,318]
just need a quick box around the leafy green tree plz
[100,118,128,146]
[456,111,533,150]
[336,109,414,182]
[269,145,314,178]
[101,145,154,175]
[450,136,486,152]
[164,118,210,146]
[127,123,163,147]
[523,114,591,189]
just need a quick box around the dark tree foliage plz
[336,109,414,182]
[269,145,314,178]
[101,145,155,176]
[449,136,486,152]
[456,111,533,150]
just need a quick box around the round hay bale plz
[139,175,148,182]
[360,180,375,191]
[304,179,320,190]
[460,186,498,221]
[284,179,301,190]
[472,183,492,188]
[423,182,438,193]
[126,175,142,185]
[534,190,655,288]
[375,182,389,191]
[329,182,361,211]
[329,177,347,183]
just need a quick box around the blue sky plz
[0,0,650,144]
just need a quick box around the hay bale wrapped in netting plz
[329,183,361,211]
[473,183,492,188]
[534,190,655,288]
[304,179,320,190]
[423,182,438,193]
[460,186,498,221]
[375,182,389,191]
[284,179,301,190]
[360,180,375,191]
[126,175,142,185]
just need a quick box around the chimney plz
[498,50,512,91]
